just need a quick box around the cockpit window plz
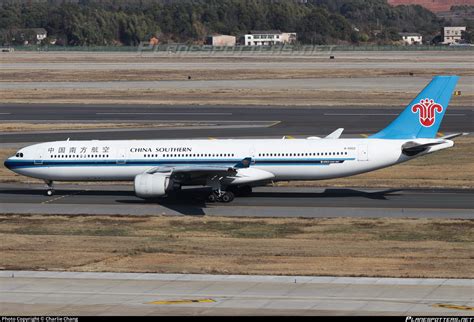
[15,153,24,158]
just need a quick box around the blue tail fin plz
[370,76,459,139]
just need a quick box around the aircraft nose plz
[4,158,13,170]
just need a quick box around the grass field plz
[0,122,212,132]
[0,215,472,278]
[2,88,472,106]
[2,68,472,83]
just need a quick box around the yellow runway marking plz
[432,303,474,311]
[41,190,87,204]
[360,134,369,138]
[148,299,215,305]
[437,131,444,137]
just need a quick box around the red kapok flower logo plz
[411,98,443,127]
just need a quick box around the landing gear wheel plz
[207,192,218,203]
[44,180,55,196]
[220,191,234,203]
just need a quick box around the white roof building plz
[205,34,236,46]
[442,26,466,44]
[399,33,422,45]
[243,30,297,46]
[32,28,47,41]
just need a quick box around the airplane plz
[4,76,465,203]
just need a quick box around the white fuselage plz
[5,138,452,183]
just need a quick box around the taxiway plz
[1,271,472,316]
[0,184,472,218]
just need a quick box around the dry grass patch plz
[1,88,472,106]
[0,122,213,132]
[0,215,472,278]
[1,68,473,83]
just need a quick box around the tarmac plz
[0,271,472,315]
[1,76,473,91]
[1,104,472,143]
[0,184,472,218]
[1,104,472,218]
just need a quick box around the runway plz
[1,271,472,315]
[0,184,472,218]
[1,104,472,143]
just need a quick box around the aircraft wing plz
[145,157,252,176]
[147,165,236,176]
[325,128,344,139]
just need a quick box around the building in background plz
[149,36,159,46]
[2,27,48,45]
[399,32,423,45]
[442,26,466,44]
[243,30,297,46]
[32,28,47,42]
[205,34,236,46]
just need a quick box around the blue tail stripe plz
[370,76,459,139]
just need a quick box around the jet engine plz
[134,173,172,199]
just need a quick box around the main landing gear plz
[206,185,253,203]
[207,190,234,203]
[45,180,55,196]
[206,177,253,203]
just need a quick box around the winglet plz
[234,157,252,169]
[325,128,344,139]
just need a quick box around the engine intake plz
[134,173,171,199]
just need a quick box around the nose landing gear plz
[45,180,55,196]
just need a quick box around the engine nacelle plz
[134,173,171,199]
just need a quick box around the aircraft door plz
[34,146,44,165]
[117,147,127,165]
[357,144,368,161]
[248,146,256,165]
[249,146,256,158]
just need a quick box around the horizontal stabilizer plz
[325,128,344,139]
[440,132,469,140]
[401,140,445,156]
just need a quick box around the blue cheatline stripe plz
[5,158,356,169]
